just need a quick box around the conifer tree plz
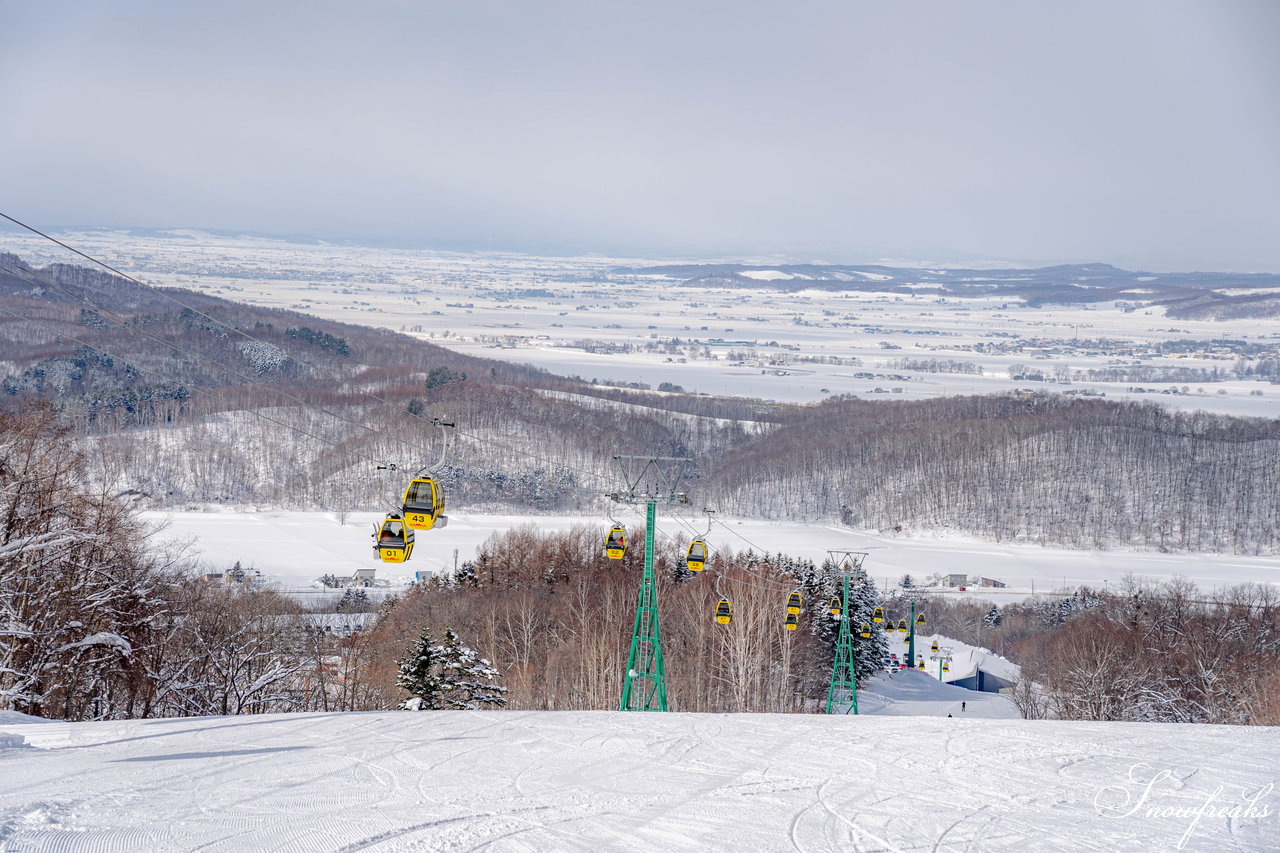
[805,560,888,687]
[396,627,444,710]
[847,579,890,682]
[436,629,509,709]
[396,626,508,710]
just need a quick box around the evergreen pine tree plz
[397,626,444,710]
[436,629,509,710]
[396,626,509,710]
[802,560,888,688]
[983,604,1003,627]
[847,579,890,683]
[337,588,355,612]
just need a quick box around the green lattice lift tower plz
[826,551,869,715]
[610,455,692,712]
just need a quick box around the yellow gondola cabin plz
[401,477,446,531]
[374,515,414,563]
[897,618,908,633]
[786,592,802,614]
[686,540,708,572]
[872,607,885,623]
[715,598,732,624]
[784,613,798,631]
[859,623,871,638]
[828,597,842,617]
[604,527,627,560]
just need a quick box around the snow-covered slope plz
[903,632,1021,684]
[858,668,1020,718]
[1,710,1275,851]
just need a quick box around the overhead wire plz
[1,214,621,490]
[615,502,799,596]
[0,211,414,411]
[1,218,811,566]
[0,257,435,465]
[2,222,848,624]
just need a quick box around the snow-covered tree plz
[336,587,370,612]
[397,626,508,710]
[805,561,887,688]
[236,340,287,374]
[983,604,1002,628]
[0,406,170,720]
[848,579,890,682]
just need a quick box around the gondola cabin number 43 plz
[402,477,447,531]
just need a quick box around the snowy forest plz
[3,406,1276,725]
[2,253,1279,555]
[2,252,1279,727]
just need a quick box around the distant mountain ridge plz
[617,261,1280,310]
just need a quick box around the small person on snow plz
[961,701,966,712]
[947,713,952,717]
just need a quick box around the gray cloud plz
[2,0,1278,269]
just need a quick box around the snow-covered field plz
[144,509,1280,601]
[1,704,1276,851]
[4,227,1277,418]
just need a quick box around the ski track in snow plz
[3,710,1277,852]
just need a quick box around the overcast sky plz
[2,1,1278,269]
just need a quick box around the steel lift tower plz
[825,550,869,715]
[608,455,692,712]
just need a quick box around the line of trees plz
[706,395,1280,554]
[6,411,1276,727]
[68,386,1280,556]
[363,525,887,714]
[3,412,896,720]
[0,406,392,719]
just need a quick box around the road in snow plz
[142,509,1280,600]
[1,707,1275,851]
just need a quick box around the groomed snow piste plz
[2,702,1276,851]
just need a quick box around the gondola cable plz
[2,214,615,486]
[0,258,432,466]
[0,217,659,496]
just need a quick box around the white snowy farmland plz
[5,227,1278,418]
[144,510,1280,601]
[1,705,1276,851]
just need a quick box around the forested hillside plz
[2,254,1278,553]
[705,395,1280,553]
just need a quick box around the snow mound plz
[0,710,54,725]
[0,731,30,750]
